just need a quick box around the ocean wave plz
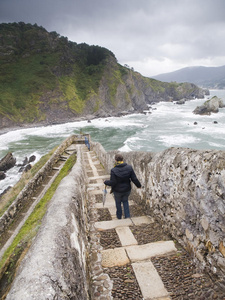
[208,141,225,148]
[0,129,27,150]
[0,167,21,193]
[89,116,145,128]
[118,144,132,152]
[119,136,146,152]
[158,134,200,147]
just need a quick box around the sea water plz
[0,89,225,192]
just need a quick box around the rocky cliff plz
[0,22,208,130]
[193,96,225,115]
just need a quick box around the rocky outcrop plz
[0,153,16,172]
[17,155,36,173]
[176,99,186,105]
[193,96,225,115]
[0,171,6,181]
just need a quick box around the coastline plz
[1,91,220,137]
[0,109,146,137]
[0,115,97,137]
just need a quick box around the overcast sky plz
[1,0,225,76]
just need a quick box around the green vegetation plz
[0,22,114,122]
[0,153,77,286]
[108,68,124,105]
[0,54,58,122]
[102,63,127,106]
[0,22,203,126]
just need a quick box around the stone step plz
[96,218,132,230]
[88,175,108,180]
[60,155,68,159]
[88,190,103,195]
[116,226,138,246]
[101,240,176,267]
[87,183,104,188]
[108,206,117,216]
[101,248,129,268]
[131,215,154,226]
[86,150,173,299]
[126,240,177,262]
[66,145,77,151]
[132,261,171,300]
[95,216,154,230]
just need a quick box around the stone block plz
[101,248,130,267]
[126,240,177,262]
[132,261,170,299]
[115,226,138,246]
[95,219,132,231]
[131,216,154,225]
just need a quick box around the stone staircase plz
[84,149,223,300]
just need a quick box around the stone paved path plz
[84,149,224,300]
[85,150,177,300]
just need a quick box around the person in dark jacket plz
[104,153,141,219]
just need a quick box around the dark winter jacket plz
[104,163,141,193]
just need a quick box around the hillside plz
[152,65,225,89]
[0,22,208,129]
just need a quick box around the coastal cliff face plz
[0,22,208,129]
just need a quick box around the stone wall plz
[91,142,225,278]
[0,135,77,235]
[6,145,90,299]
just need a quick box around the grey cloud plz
[1,0,225,76]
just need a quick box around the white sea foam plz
[209,141,225,148]
[118,144,132,152]
[0,167,21,193]
[89,115,145,129]
[119,136,146,152]
[158,134,200,147]
[0,129,26,150]
[0,150,43,193]
[0,90,225,191]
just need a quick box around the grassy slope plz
[0,23,114,122]
[0,22,202,125]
